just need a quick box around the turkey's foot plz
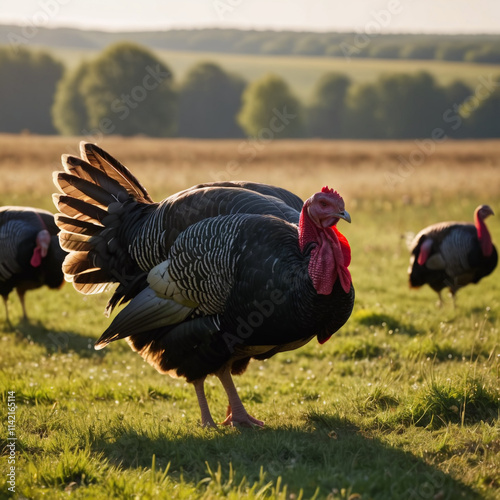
[220,405,264,428]
[200,417,218,429]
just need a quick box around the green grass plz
[40,45,500,101]
[0,138,499,499]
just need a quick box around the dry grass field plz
[1,134,499,206]
[0,134,499,499]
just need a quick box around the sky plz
[0,0,499,34]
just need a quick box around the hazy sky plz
[0,0,499,34]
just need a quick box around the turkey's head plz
[30,229,51,267]
[475,205,495,257]
[298,186,352,298]
[306,186,351,228]
[476,205,494,221]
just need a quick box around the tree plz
[461,84,500,138]
[369,43,401,59]
[292,35,326,56]
[53,42,177,137]
[375,71,446,138]
[399,43,436,60]
[0,47,63,134]
[52,62,90,135]
[444,80,472,107]
[435,43,476,62]
[83,43,176,137]
[178,62,245,138]
[307,72,351,138]
[442,80,472,138]
[237,74,305,138]
[233,33,273,54]
[344,82,382,139]
[261,35,295,55]
[465,44,500,64]
[343,72,447,139]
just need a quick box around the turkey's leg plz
[16,289,28,321]
[193,377,217,428]
[2,295,13,330]
[451,290,457,310]
[436,290,443,308]
[217,369,264,427]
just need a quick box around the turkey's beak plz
[337,210,351,223]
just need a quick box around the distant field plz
[0,135,499,499]
[41,45,500,101]
[1,134,500,207]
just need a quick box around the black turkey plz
[409,205,497,306]
[53,142,354,427]
[0,206,66,326]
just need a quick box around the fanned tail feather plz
[62,252,95,275]
[54,215,100,236]
[53,193,108,224]
[55,171,119,209]
[53,143,155,309]
[80,142,153,203]
[58,232,94,252]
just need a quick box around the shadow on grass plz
[92,412,478,499]
[12,321,103,358]
[469,306,498,323]
[354,310,419,336]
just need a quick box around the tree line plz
[3,25,500,64]
[0,43,499,139]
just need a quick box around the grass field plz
[40,45,500,102]
[0,134,499,499]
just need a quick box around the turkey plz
[0,206,66,326]
[53,142,354,427]
[408,205,497,306]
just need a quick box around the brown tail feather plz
[55,172,115,209]
[54,215,100,236]
[80,142,154,204]
[62,252,96,276]
[53,143,152,305]
[61,155,131,202]
[58,232,93,252]
[53,194,108,224]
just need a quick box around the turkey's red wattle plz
[475,213,493,257]
[30,247,43,267]
[298,209,352,295]
[417,238,433,265]
[31,230,50,267]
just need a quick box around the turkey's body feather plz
[96,213,354,381]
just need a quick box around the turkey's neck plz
[475,213,493,256]
[31,229,51,267]
[298,208,351,295]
